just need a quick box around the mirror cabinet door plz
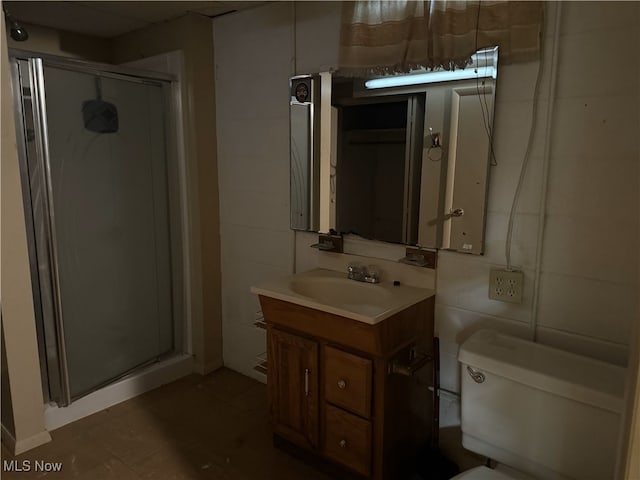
[290,75,320,231]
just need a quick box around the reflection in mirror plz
[335,95,424,245]
[290,47,498,255]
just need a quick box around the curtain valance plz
[339,1,544,77]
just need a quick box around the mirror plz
[290,48,498,254]
[290,74,321,231]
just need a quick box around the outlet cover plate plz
[489,268,524,304]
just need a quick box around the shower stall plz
[9,52,188,413]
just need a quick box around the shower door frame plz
[9,50,191,407]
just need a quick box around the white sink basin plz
[251,268,434,324]
[289,275,393,308]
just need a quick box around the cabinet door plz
[268,328,319,450]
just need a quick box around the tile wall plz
[214,3,296,380]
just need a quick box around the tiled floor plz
[1,368,332,480]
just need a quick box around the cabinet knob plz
[339,439,347,448]
[337,379,347,390]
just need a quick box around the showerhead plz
[83,77,119,134]
[3,7,29,41]
[10,23,29,41]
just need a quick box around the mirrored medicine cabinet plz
[290,47,498,255]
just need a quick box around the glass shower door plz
[17,58,177,405]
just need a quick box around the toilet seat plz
[450,466,516,480]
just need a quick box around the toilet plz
[453,329,627,480]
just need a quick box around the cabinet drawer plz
[324,404,372,476]
[324,345,372,418]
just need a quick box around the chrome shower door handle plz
[467,366,485,383]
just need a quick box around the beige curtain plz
[339,1,544,76]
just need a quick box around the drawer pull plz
[337,379,347,390]
[339,439,347,448]
[304,369,310,396]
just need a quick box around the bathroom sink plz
[289,275,393,308]
[251,268,434,324]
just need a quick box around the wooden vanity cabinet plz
[260,295,435,480]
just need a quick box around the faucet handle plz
[364,265,380,284]
[348,261,363,272]
[347,262,365,280]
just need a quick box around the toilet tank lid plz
[458,330,627,413]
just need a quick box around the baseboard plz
[1,423,16,453]
[202,358,224,375]
[1,423,51,455]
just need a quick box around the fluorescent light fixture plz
[364,66,496,89]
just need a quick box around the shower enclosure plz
[10,53,185,407]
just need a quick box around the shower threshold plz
[43,353,193,431]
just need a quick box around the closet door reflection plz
[38,64,174,401]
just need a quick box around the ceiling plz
[3,1,266,38]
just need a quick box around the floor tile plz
[76,457,143,480]
[0,368,332,480]
[85,409,181,466]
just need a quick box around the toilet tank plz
[458,330,626,480]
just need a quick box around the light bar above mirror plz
[365,48,498,89]
[365,66,496,89]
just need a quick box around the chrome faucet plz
[347,263,380,284]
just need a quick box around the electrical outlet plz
[489,268,524,304]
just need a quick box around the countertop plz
[250,268,434,325]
